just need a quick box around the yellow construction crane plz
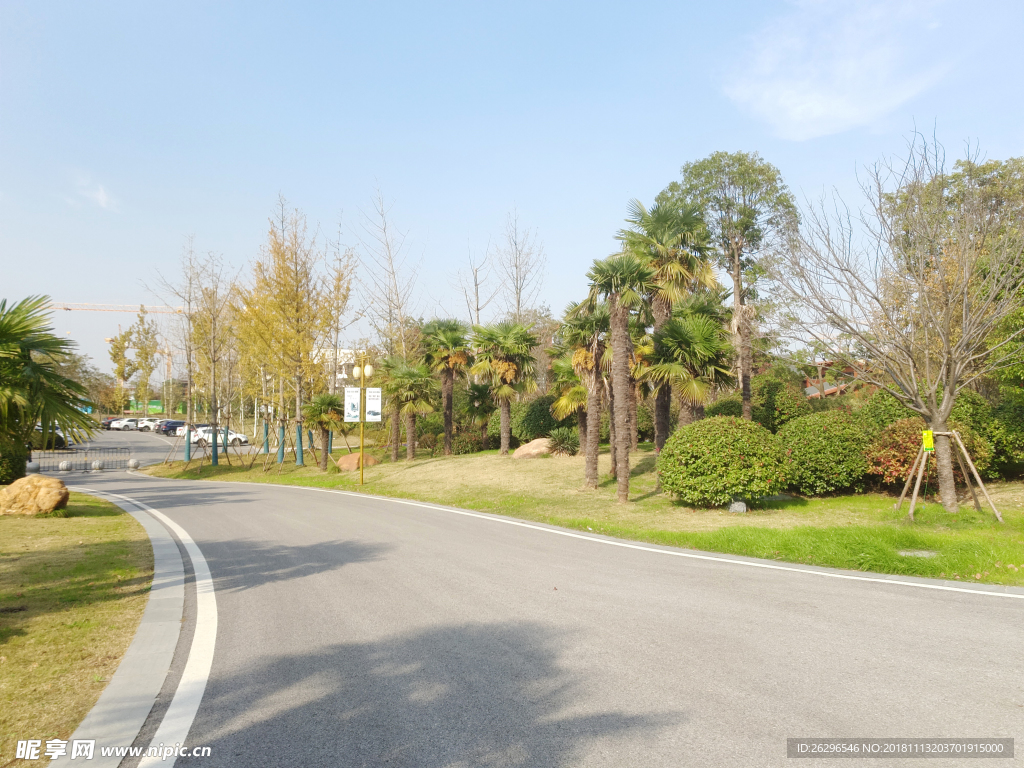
[48,302,183,313]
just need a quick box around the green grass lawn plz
[0,493,153,767]
[145,444,1024,587]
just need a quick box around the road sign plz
[366,388,382,422]
[344,387,361,422]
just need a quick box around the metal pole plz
[296,421,304,467]
[185,426,192,462]
[360,353,366,486]
[277,421,285,464]
[263,419,269,455]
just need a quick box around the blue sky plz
[2,0,1022,374]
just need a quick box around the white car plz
[176,423,209,437]
[191,427,249,448]
[110,418,138,431]
[138,418,162,432]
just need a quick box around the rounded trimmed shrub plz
[778,411,870,495]
[852,390,914,437]
[657,416,787,507]
[864,417,992,486]
[548,427,580,456]
[751,376,811,433]
[706,395,742,419]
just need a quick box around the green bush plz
[752,375,811,433]
[657,416,787,507]
[989,390,1024,477]
[548,427,580,456]
[706,394,742,419]
[778,411,870,495]
[512,395,574,442]
[416,413,444,438]
[450,433,482,455]
[864,417,992,486]
[636,402,654,443]
[487,408,521,449]
[0,441,28,485]
[853,390,914,436]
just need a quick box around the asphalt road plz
[68,432,1024,767]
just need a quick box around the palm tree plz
[586,255,656,502]
[302,393,344,471]
[463,382,494,449]
[0,296,95,456]
[383,360,437,460]
[647,314,733,426]
[560,301,609,488]
[422,319,473,456]
[470,322,538,455]
[617,199,715,451]
[548,353,588,447]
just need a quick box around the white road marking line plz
[123,469,1024,601]
[81,487,218,767]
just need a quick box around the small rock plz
[335,452,380,472]
[0,475,70,516]
[512,438,552,459]
[898,550,938,558]
[729,501,747,514]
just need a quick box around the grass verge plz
[0,492,153,767]
[145,445,1024,587]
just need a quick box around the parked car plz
[191,426,249,448]
[138,418,163,432]
[158,420,185,435]
[110,418,138,431]
[32,426,66,449]
[101,416,118,430]
[175,423,209,437]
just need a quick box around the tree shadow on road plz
[178,621,679,767]
[201,538,391,593]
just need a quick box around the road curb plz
[50,488,186,768]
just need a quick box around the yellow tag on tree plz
[922,430,934,452]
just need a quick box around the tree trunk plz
[578,407,588,461]
[406,412,416,460]
[584,381,601,489]
[608,382,617,479]
[678,401,704,428]
[733,244,752,421]
[654,385,671,452]
[933,422,958,513]
[629,384,638,451]
[443,369,454,455]
[499,399,512,456]
[390,411,400,462]
[319,426,329,471]
[480,422,488,450]
[651,298,671,451]
[610,296,631,503]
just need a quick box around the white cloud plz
[71,173,120,212]
[724,0,952,141]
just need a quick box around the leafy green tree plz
[0,296,95,455]
[617,198,715,449]
[660,151,797,421]
[302,393,344,470]
[129,306,160,415]
[587,254,656,502]
[108,325,137,414]
[471,322,538,455]
[422,319,473,456]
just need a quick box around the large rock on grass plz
[0,475,70,516]
[512,438,551,459]
[335,452,380,472]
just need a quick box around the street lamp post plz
[351,354,374,486]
